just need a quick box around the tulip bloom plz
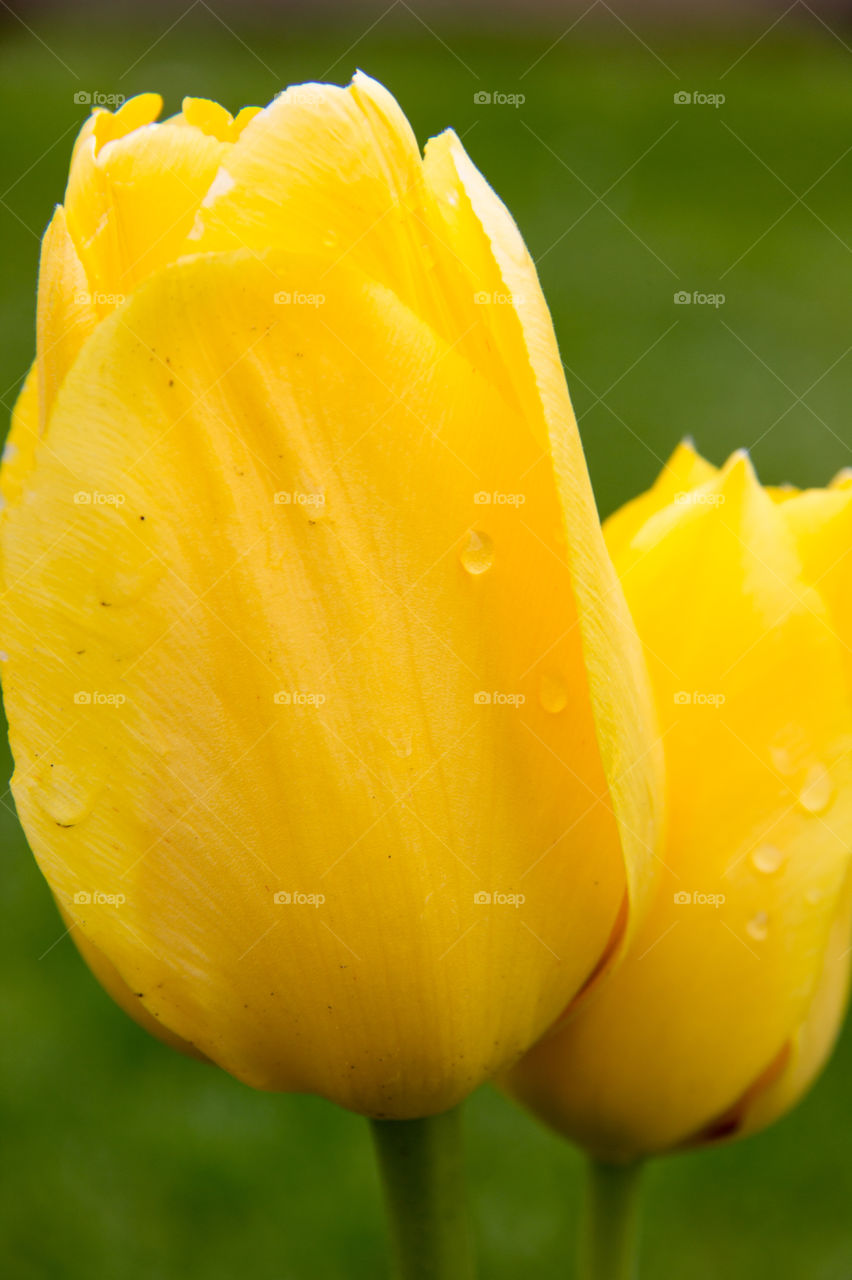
[0,79,662,1120]
[506,444,852,1160]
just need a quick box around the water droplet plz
[0,650,8,662]
[746,910,769,942]
[98,558,163,606]
[539,673,568,714]
[806,887,823,906]
[751,844,786,875]
[459,530,493,576]
[2,440,16,462]
[322,229,338,249]
[36,773,103,828]
[770,744,795,775]
[798,762,833,815]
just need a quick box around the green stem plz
[369,1108,476,1280]
[579,1158,644,1280]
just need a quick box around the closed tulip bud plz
[506,443,852,1159]
[1,79,662,1118]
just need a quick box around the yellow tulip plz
[506,443,852,1159]
[1,78,662,1118]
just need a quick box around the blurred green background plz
[1,6,852,1278]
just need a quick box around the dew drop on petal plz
[322,229,338,249]
[806,887,823,906]
[746,910,769,942]
[798,762,833,815]
[539,673,568,714]
[459,530,494,576]
[37,775,103,828]
[751,844,786,875]
[770,743,795,775]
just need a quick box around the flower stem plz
[579,1158,644,1280]
[369,1108,476,1280]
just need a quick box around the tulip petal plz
[734,863,852,1138]
[2,248,656,1116]
[602,439,717,565]
[1,366,40,508]
[420,125,664,947]
[506,453,852,1157]
[64,99,229,303]
[36,206,99,433]
[57,902,210,1062]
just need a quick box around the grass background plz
[1,7,851,1277]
